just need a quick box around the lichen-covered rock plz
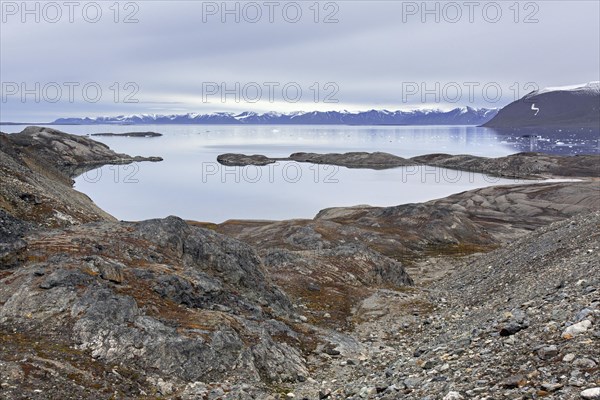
[0,217,308,397]
[0,210,30,269]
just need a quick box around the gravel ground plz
[288,211,600,400]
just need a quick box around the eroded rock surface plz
[0,216,310,398]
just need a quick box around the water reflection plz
[487,127,600,155]
[4,124,597,222]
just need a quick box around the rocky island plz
[217,152,418,170]
[218,151,600,179]
[1,127,599,399]
[91,132,163,138]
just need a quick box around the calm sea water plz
[4,124,580,222]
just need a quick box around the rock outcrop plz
[0,210,31,269]
[0,216,311,398]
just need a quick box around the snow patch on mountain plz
[52,107,499,126]
[534,81,600,96]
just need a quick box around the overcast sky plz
[1,0,599,121]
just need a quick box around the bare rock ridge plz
[218,151,600,179]
[1,126,599,398]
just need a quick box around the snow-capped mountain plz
[533,81,600,96]
[52,107,499,126]
[483,81,600,129]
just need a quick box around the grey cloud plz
[1,0,598,121]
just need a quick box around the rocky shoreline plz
[0,127,598,399]
[0,126,162,228]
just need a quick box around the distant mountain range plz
[51,107,499,126]
[483,81,600,129]
[8,81,598,128]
